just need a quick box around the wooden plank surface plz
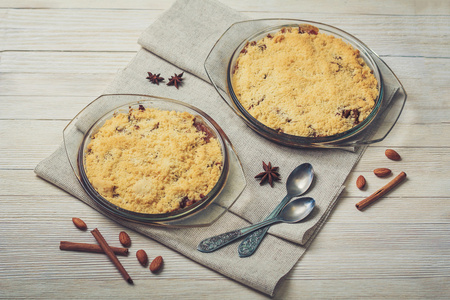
[0,0,449,299]
[1,0,449,15]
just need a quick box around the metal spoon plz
[238,163,314,257]
[197,197,315,253]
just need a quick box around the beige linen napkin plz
[35,0,400,296]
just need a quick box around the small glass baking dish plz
[63,94,246,227]
[205,19,407,149]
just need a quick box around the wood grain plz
[1,0,449,15]
[1,9,449,57]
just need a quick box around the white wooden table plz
[1,1,449,298]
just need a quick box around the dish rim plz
[227,21,382,143]
[69,95,231,223]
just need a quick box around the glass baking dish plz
[205,19,407,149]
[63,94,246,227]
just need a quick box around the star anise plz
[255,161,280,187]
[146,72,164,85]
[167,72,184,89]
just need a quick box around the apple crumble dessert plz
[84,105,223,214]
[231,24,379,137]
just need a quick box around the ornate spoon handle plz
[197,218,281,253]
[238,194,292,257]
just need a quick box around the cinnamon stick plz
[91,228,133,284]
[60,241,129,256]
[356,171,407,211]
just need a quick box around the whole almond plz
[150,256,163,273]
[374,168,391,178]
[72,217,87,231]
[136,249,148,267]
[356,175,366,189]
[119,231,131,247]
[385,149,401,161]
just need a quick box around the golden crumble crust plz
[231,25,379,137]
[84,106,223,214]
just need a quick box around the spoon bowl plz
[279,197,315,223]
[286,163,315,196]
[197,197,316,253]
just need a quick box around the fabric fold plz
[138,0,246,82]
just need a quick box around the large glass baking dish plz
[205,19,407,149]
[63,94,246,227]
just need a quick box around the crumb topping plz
[232,25,379,137]
[85,107,223,214]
